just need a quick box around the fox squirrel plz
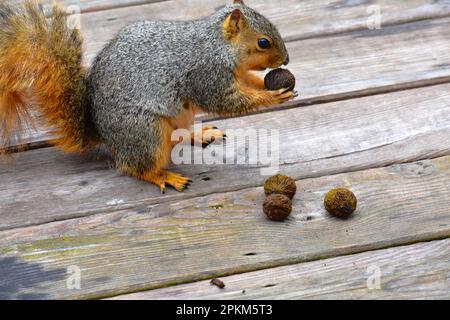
[0,0,293,192]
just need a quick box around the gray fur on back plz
[87,2,286,172]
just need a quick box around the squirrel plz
[0,0,293,193]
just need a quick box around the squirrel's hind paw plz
[144,170,192,193]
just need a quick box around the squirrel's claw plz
[142,170,191,193]
[268,88,295,104]
[202,141,212,148]
[155,181,166,194]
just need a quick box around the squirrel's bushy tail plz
[0,0,91,154]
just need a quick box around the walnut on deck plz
[264,173,297,200]
[324,188,357,218]
[263,193,292,221]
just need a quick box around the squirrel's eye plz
[258,38,271,49]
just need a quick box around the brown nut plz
[324,188,357,218]
[264,68,296,92]
[264,173,297,200]
[263,194,292,221]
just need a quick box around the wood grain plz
[1,83,450,230]
[0,155,449,299]
[76,0,450,52]
[41,0,168,13]
[110,239,450,300]
[43,0,450,30]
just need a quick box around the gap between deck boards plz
[99,237,450,299]
[107,238,450,300]
[68,235,450,299]
[199,76,450,123]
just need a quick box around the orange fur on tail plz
[0,90,33,153]
[0,0,93,154]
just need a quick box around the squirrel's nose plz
[283,55,290,66]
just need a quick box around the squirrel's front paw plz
[267,88,296,105]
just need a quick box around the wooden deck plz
[1,0,450,300]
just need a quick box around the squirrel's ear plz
[224,9,245,39]
[233,0,244,4]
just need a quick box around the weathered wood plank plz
[40,0,450,47]
[41,0,167,13]
[110,239,450,300]
[80,3,450,71]
[42,0,450,35]
[12,12,450,149]
[77,0,450,60]
[0,156,449,299]
[1,83,450,230]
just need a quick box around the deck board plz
[1,84,450,230]
[0,156,449,299]
[41,0,168,13]
[76,0,450,59]
[110,239,450,300]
